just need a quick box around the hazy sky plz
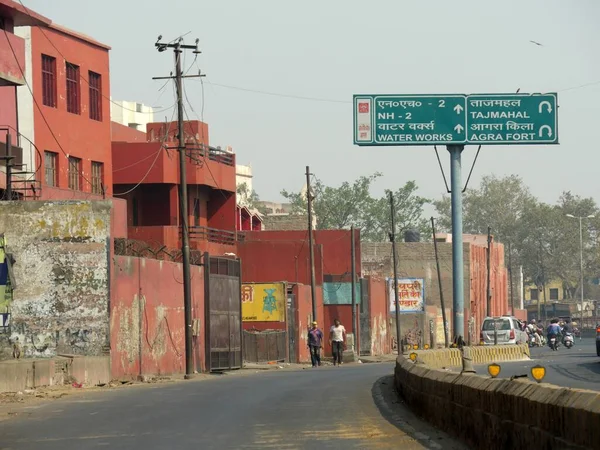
[23,0,600,205]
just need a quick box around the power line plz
[113,107,177,196]
[205,80,351,104]
[17,0,175,115]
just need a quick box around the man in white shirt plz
[329,319,346,366]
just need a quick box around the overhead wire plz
[113,107,177,196]
[17,0,176,114]
[1,27,94,197]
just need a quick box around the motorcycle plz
[548,335,559,351]
[563,332,574,349]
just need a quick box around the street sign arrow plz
[539,125,552,137]
[453,104,463,114]
[538,101,552,113]
[454,124,464,133]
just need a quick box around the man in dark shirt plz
[308,321,324,367]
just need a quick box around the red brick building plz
[0,0,50,197]
[14,20,112,200]
[112,120,238,256]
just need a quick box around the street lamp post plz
[566,214,595,329]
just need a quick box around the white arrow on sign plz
[454,124,464,133]
[453,104,463,114]
[539,125,552,137]
[538,101,552,114]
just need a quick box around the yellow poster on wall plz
[242,283,286,322]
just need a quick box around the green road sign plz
[354,95,467,146]
[467,94,558,145]
[353,93,558,146]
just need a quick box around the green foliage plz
[434,176,600,295]
[281,173,430,242]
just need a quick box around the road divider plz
[395,347,600,449]
[409,344,530,369]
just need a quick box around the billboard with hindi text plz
[387,278,425,313]
[241,282,286,322]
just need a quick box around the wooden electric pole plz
[154,36,203,378]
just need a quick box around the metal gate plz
[204,253,242,371]
[243,330,287,363]
[287,291,296,363]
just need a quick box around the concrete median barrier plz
[410,344,530,369]
[395,351,600,449]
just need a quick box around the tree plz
[361,182,430,242]
[281,174,430,241]
[281,173,382,230]
[236,184,268,215]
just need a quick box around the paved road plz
[471,338,600,390]
[0,364,465,450]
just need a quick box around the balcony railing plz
[187,145,234,167]
[188,226,236,245]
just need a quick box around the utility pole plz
[508,242,514,315]
[306,166,317,323]
[486,227,492,317]
[350,225,357,351]
[389,191,402,355]
[154,36,203,379]
[431,217,449,348]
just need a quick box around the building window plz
[91,161,103,194]
[132,198,139,226]
[41,55,57,108]
[68,156,81,190]
[88,71,102,121]
[66,62,80,114]
[529,289,539,301]
[44,151,57,186]
[549,288,559,301]
[193,199,200,226]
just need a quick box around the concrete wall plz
[363,241,508,342]
[0,356,110,393]
[395,351,599,449]
[364,276,390,356]
[238,240,324,287]
[110,255,205,379]
[0,201,111,359]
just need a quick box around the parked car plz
[596,324,600,357]
[480,316,528,345]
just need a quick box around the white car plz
[480,316,528,345]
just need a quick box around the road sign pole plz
[448,145,465,346]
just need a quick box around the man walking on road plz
[329,319,346,366]
[308,321,323,367]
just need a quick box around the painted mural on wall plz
[242,283,286,322]
[388,278,425,313]
[0,234,15,330]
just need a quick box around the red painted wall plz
[323,304,355,357]
[469,242,508,340]
[237,240,324,286]
[111,121,147,143]
[0,86,17,145]
[366,276,391,356]
[30,26,112,198]
[241,229,361,278]
[0,19,26,85]
[111,256,205,379]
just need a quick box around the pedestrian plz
[329,318,346,366]
[308,321,323,367]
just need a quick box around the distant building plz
[236,163,253,201]
[110,100,154,132]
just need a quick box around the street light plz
[566,214,595,329]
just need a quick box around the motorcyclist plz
[547,319,561,348]
[527,320,540,346]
